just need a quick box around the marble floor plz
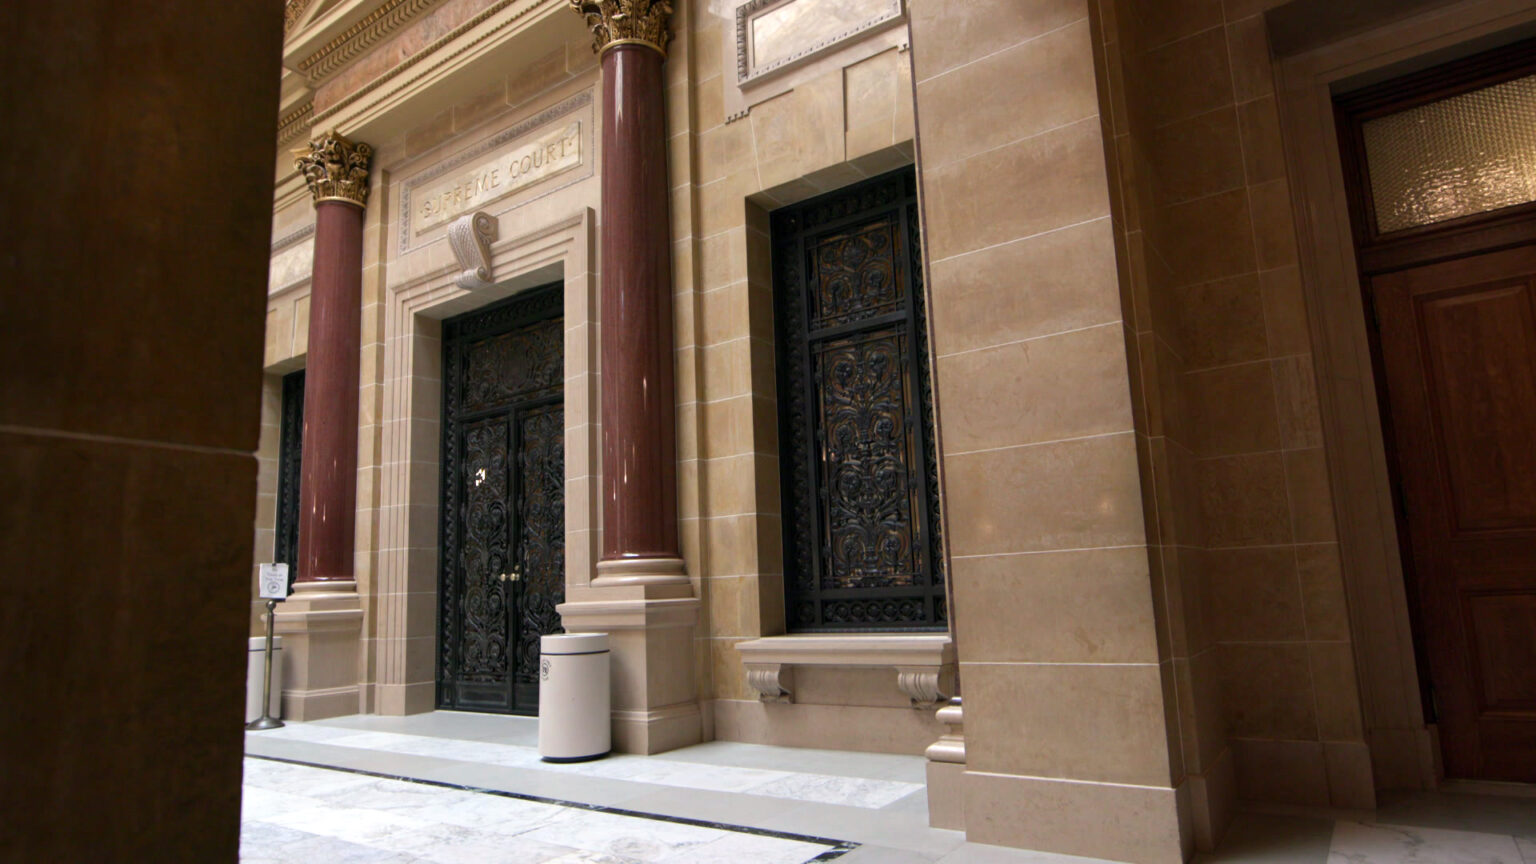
[244,713,1536,863]
[241,758,849,863]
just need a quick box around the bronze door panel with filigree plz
[439,287,565,715]
[512,402,565,708]
[773,168,945,631]
[274,369,305,569]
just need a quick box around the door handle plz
[499,569,522,583]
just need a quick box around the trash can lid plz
[541,633,608,654]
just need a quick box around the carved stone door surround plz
[370,207,599,715]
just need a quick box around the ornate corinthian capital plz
[294,130,373,208]
[569,0,672,57]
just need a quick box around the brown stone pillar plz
[274,132,370,721]
[600,44,677,566]
[573,0,685,585]
[293,132,372,583]
[560,0,701,755]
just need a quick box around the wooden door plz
[438,288,565,715]
[1371,244,1536,781]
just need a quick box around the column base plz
[558,569,701,755]
[593,556,689,587]
[273,580,363,722]
[375,681,437,716]
[613,703,704,755]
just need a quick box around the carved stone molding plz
[284,0,312,35]
[277,102,314,147]
[744,663,793,703]
[569,0,672,56]
[309,0,542,130]
[298,0,444,83]
[447,212,498,291]
[295,130,373,208]
[271,221,317,253]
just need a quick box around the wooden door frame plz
[1273,0,1536,790]
[1332,37,1536,765]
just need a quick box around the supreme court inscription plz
[415,123,580,230]
[399,90,592,252]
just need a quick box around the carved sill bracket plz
[896,666,946,710]
[744,663,793,703]
[448,212,498,291]
[734,634,954,709]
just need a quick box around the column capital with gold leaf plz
[293,130,373,208]
[569,0,672,57]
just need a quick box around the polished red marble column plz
[597,40,679,568]
[293,132,372,583]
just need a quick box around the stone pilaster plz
[557,0,700,754]
[273,130,371,720]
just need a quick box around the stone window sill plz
[733,633,954,708]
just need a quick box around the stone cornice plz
[285,0,314,35]
[569,0,671,56]
[298,0,444,83]
[308,0,550,132]
[277,102,315,146]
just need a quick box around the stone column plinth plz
[558,0,701,754]
[274,130,370,720]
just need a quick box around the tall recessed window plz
[771,168,945,632]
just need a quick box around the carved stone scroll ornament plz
[448,212,499,291]
[744,663,793,703]
[294,130,373,207]
[568,0,672,56]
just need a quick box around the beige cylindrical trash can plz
[538,633,610,762]
[245,635,283,723]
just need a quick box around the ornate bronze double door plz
[438,288,565,714]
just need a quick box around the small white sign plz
[258,563,292,600]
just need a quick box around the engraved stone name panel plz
[414,122,579,231]
[737,0,903,85]
[398,90,593,253]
